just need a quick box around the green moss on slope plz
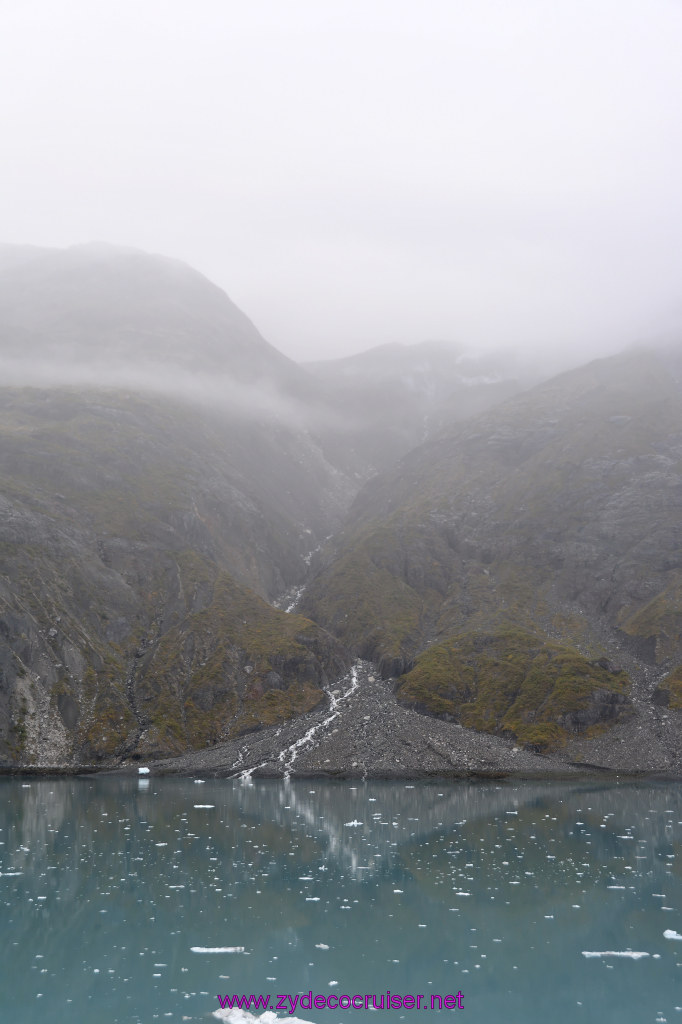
[618,574,682,664]
[136,568,345,756]
[397,630,631,751]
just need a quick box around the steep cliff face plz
[301,346,682,750]
[0,388,350,766]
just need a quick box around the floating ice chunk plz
[582,951,649,959]
[315,943,329,950]
[193,805,215,809]
[194,779,205,784]
[214,1011,316,1023]
[138,767,150,775]
[191,947,245,953]
[344,820,363,827]
[305,897,320,901]
[664,930,682,941]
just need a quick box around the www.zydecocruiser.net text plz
[217,990,465,1013]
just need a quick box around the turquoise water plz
[0,776,681,1023]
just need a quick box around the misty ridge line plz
[0,357,324,429]
[0,240,659,433]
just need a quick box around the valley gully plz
[217,991,465,1013]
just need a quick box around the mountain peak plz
[0,242,303,393]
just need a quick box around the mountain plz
[303,340,524,478]
[2,240,680,775]
[0,242,303,391]
[0,387,355,765]
[0,243,358,767]
[300,345,682,752]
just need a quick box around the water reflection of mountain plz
[3,778,680,881]
[2,777,681,1024]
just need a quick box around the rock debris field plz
[114,660,682,780]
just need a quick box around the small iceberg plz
[191,946,245,953]
[582,951,649,959]
[664,929,682,941]
[214,1011,315,1024]
[138,766,150,775]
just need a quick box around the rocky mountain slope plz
[303,341,524,477]
[301,346,682,753]
[1,241,680,775]
[0,244,508,770]
[0,387,355,765]
[0,242,302,390]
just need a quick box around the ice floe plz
[582,951,649,959]
[214,1011,315,1024]
[191,946,246,953]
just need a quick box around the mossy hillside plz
[304,349,682,719]
[653,665,682,710]
[618,573,682,665]
[304,511,561,677]
[301,549,425,676]
[301,508,456,675]
[0,383,360,766]
[135,570,347,756]
[396,630,631,750]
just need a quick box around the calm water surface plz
[1,776,681,1023]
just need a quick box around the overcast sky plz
[2,0,682,362]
